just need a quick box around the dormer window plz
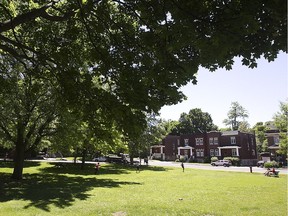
[231,136,236,144]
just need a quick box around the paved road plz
[2,158,287,175]
[147,160,288,175]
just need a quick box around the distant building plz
[264,121,286,164]
[150,130,257,165]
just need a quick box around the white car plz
[92,156,107,162]
[211,160,232,167]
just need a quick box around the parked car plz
[211,160,232,167]
[92,156,107,162]
[257,160,266,167]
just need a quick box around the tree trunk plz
[12,142,25,180]
[11,123,25,180]
[81,148,87,170]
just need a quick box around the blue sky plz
[159,52,287,128]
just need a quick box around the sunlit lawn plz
[0,161,287,216]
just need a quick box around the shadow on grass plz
[142,166,170,172]
[40,163,131,175]
[40,163,170,175]
[0,171,141,212]
[0,161,41,168]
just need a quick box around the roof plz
[221,131,239,136]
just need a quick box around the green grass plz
[0,161,287,216]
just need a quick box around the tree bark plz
[11,122,26,180]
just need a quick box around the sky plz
[159,52,287,128]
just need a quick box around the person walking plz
[95,163,100,174]
[136,163,140,173]
[181,162,184,172]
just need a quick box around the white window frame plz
[196,149,200,157]
[231,136,236,144]
[214,137,218,145]
[209,138,213,145]
[232,148,237,156]
[210,149,214,156]
[196,138,204,145]
[184,139,189,146]
[215,149,219,156]
[200,149,204,157]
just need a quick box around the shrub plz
[210,157,218,162]
[179,156,187,162]
[264,161,279,168]
[203,157,211,163]
[223,157,240,166]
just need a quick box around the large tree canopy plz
[0,1,286,116]
[0,0,287,179]
[177,108,217,134]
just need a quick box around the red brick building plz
[150,130,257,165]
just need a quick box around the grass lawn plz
[0,161,287,216]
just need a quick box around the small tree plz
[253,122,268,154]
[273,101,288,157]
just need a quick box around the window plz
[200,149,204,157]
[251,138,254,146]
[247,142,250,151]
[184,139,189,146]
[232,149,237,156]
[214,137,218,145]
[252,149,255,156]
[177,139,180,146]
[196,149,200,157]
[196,138,203,145]
[274,136,280,145]
[209,138,213,145]
[210,149,214,156]
[215,149,219,156]
[231,136,236,144]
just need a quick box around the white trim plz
[218,146,241,157]
[178,146,194,156]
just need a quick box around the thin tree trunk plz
[81,148,87,170]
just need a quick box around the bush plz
[210,157,218,162]
[223,157,240,166]
[264,161,279,168]
[179,156,187,162]
[203,157,211,163]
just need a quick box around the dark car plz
[257,161,266,167]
